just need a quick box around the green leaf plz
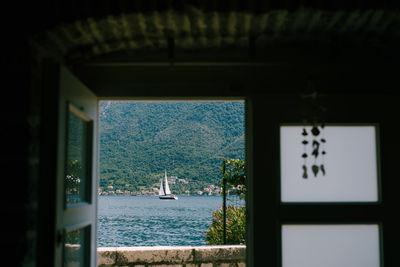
[302,165,308,179]
[312,149,319,158]
[320,164,326,176]
[312,165,319,177]
[312,140,320,148]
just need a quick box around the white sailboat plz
[159,170,178,200]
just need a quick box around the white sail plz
[159,178,165,196]
[164,170,171,195]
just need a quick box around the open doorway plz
[97,100,246,247]
[46,65,251,266]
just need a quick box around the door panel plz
[63,223,91,267]
[55,65,98,267]
[65,103,93,207]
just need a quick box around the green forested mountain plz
[99,101,244,194]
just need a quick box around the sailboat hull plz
[159,194,178,200]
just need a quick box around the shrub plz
[205,205,246,245]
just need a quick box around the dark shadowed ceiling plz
[26,1,400,96]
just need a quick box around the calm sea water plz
[97,195,223,247]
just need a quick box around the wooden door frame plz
[37,59,99,266]
[37,58,61,267]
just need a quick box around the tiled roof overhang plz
[31,7,400,62]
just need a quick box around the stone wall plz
[98,245,246,267]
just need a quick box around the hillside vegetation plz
[99,101,245,194]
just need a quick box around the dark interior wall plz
[73,48,400,98]
[1,1,400,266]
[0,26,33,266]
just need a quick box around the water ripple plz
[98,195,222,246]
